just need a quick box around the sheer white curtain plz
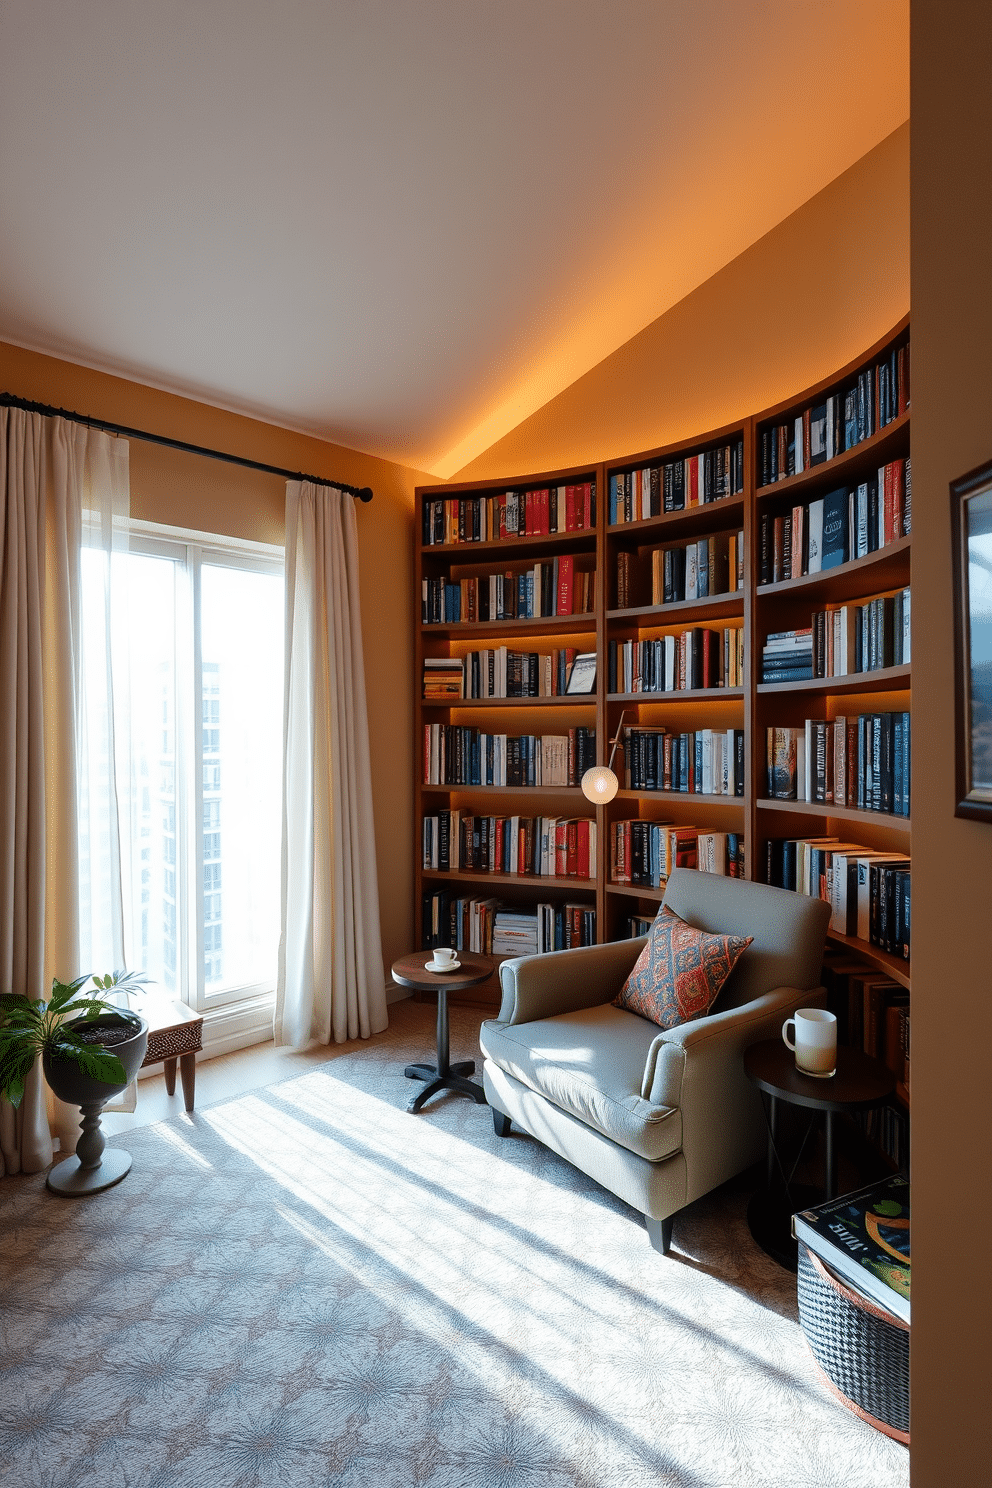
[277,480,387,1047]
[0,408,129,1175]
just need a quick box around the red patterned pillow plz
[614,907,753,1029]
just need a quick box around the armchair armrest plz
[496,938,646,1025]
[641,983,827,1106]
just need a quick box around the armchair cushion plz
[614,907,752,1030]
[479,1004,683,1162]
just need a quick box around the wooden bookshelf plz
[414,316,911,1120]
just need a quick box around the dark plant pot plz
[44,1011,148,1197]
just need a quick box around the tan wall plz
[0,341,425,986]
[910,3,992,1478]
[455,124,909,481]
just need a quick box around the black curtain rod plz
[0,391,374,502]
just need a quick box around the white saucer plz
[425,958,461,973]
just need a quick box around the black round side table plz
[390,951,494,1113]
[743,1038,896,1270]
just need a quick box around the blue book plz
[820,485,849,569]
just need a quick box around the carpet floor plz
[0,1005,909,1488]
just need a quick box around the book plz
[793,1174,910,1324]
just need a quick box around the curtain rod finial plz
[357,487,373,503]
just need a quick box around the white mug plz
[782,1008,837,1078]
[432,946,456,968]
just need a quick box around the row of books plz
[822,953,910,1092]
[611,822,745,888]
[765,712,911,816]
[608,628,744,694]
[765,836,911,958]
[422,811,596,879]
[761,591,911,683]
[622,726,746,796]
[757,459,910,586]
[423,647,586,700]
[759,341,909,487]
[608,440,746,523]
[422,559,596,625]
[421,891,596,954]
[615,530,744,608]
[423,725,596,788]
[421,482,596,545]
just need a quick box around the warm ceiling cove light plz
[580,710,627,805]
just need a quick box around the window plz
[80,523,284,1013]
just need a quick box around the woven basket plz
[797,1240,910,1444]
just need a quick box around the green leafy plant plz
[0,970,150,1108]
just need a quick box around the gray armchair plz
[480,869,830,1253]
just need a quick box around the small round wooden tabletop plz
[744,1038,896,1113]
[390,949,495,995]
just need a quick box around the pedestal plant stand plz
[44,1010,149,1194]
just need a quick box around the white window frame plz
[95,518,284,1018]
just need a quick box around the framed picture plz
[565,652,597,694]
[951,459,992,820]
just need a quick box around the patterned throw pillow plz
[614,907,753,1029]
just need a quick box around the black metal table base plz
[404,1064,486,1113]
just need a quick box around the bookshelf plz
[413,318,911,1079]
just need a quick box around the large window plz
[80,523,284,1013]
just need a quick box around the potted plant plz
[0,970,151,1195]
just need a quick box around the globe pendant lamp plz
[581,710,626,805]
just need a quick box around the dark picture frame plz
[951,459,992,821]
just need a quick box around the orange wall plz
[909,2,992,1479]
[455,123,909,481]
[0,340,424,986]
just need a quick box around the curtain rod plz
[0,391,374,502]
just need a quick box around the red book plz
[687,457,698,507]
[498,496,507,540]
[897,344,910,415]
[565,819,578,877]
[524,490,535,535]
[565,484,578,531]
[892,458,905,539]
[576,820,590,879]
[494,818,503,871]
[423,723,432,784]
[518,823,526,875]
[583,481,593,528]
[883,462,895,546]
[536,488,550,534]
[556,554,574,615]
[803,408,812,470]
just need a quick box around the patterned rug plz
[0,1008,909,1487]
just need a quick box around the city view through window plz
[80,535,284,1011]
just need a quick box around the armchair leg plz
[492,1109,512,1138]
[645,1215,674,1255]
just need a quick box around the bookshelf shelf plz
[415,319,911,1072]
[757,797,911,834]
[756,410,910,502]
[609,688,744,703]
[756,536,910,606]
[422,614,596,639]
[608,592,744,626]
[422,868,595,891]
[757,664,911,696]
[421,695,595,709]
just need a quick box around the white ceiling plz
[0,1,909,478]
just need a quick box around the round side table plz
[743,1039,896,1270]
[390,951,494,1114]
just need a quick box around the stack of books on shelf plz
[615,532,744,609]
[757,460,910,586]
[422,810,596,879]
[760,340,909,487]
[609,628,743,694]
[765,837,910,960]
[623,726,746,796]
[609,439,745,522]
[423,725,596,788]
[489,904,595,956]
[457,646,581,698]
[766,712,911,815]
[792,1174,910,1325]
[611,822,744,888]
[421,481,595,544]
[761,629,813,683]
[422,891,498,954]
[422,657,465,699]
[423,557,595,624]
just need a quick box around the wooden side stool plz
[136,998,204,1112]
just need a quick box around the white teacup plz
[431,946,456,968]
[782,1008,837,1078]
